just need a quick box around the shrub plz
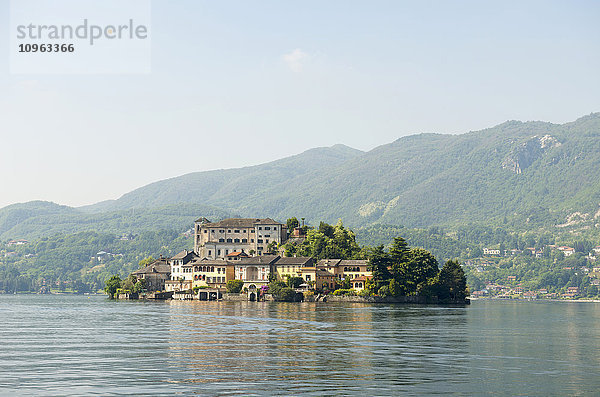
[286,276,304,289]
[333,289,357,296]
[226,279,244,293]
[268,280,288,295]
[274,287,298,302]
[377,285,391,297]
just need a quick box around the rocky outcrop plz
[502,135,561,174]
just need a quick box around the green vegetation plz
[226,279,244,293]
[363,237,468,302]
[283,220,364,259]
[0,230,192,294]
[4,114,600,298]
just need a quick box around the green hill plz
[82,113,600,232]
[2,114,600,240]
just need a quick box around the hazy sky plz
[1,0,599,209]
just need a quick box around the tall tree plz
[367,245,392,291]
[437,260,468,301]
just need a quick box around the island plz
[105,217,469,304]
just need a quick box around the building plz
[234,255,280,289]
[192,258,233,289]
[7,239,28,246]
[299,264,337,291]
[273,256,315,281]
[166,250,199,292]
[194,218,287,258]
[483,248,501,256]
[558,246,575,257]
[316,259,371,282]
[132,258,171,292]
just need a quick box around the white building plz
[194,218,287,258]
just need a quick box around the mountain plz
[2,114,600,241]
[0,203,232,241]
[81,143,364,212]
[252,113,600,229]
[0,144,363,240]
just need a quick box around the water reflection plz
[2,296,599,396]
[166,301,469,395]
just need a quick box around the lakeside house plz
[132,257,171,292]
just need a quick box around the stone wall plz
[326,295,469,304]
[222,293,247,301]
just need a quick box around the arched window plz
[211,266,214,272]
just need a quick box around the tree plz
[389,237,409,264]
[393,248,439,295]
[121,274,137,292]
[286,217,299,231]
[368,245,392,290]
[104,275,121,298]
[319,222,335,238]
[138,256,155,269]
[266,241,278,254]
[286,276,304,289]
[437,260,468,302]
[226,279,244,293]
[133,278,147,293]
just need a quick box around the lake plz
[1,295,599,396]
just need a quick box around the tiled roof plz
[237,255,280,265]
[275,257,314,266]
[132,259,171,275]
[317,259,342,267]
[197,218,284,228]
[171,250,197,260]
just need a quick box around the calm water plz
[1,296,600,396]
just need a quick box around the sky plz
[1,0,599,209]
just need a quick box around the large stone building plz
[132,257,171,292]
[194,218,287,258]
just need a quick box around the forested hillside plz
[2,114,600,239]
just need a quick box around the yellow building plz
[192,259,233,289]
[273,257,314,281]
[316,259,371,291]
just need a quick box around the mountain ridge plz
[2,113,600,240]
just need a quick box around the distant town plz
[468,245,600,300]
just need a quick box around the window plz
[228,230,232,233]
[219,229,224,233]
[227,238,232,243]
[211,229,215,233]
[242,229,246,233]
[251,239,254,243]
[208,250,212,256]
[225,249,229,254]
[234,230,240,233]
[264,234,271,238]
[265,239,269,243]
[204,230,207,233]
[234,239,240,243]
[251,230,255,233]
[242,239,247,243]
[265,227,270,230]
[257,239,263,243]
[219,238,225,243]
[258,227,262,230]
[218,249,221,255]
[273,226,277,231]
